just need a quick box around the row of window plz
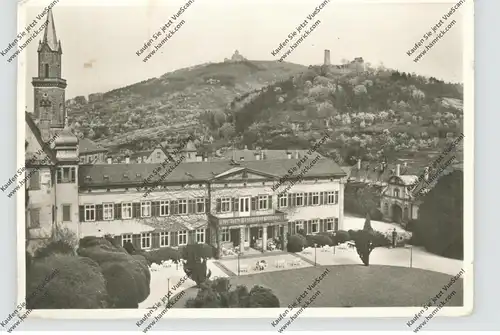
[290,217,339,235]
[279,191,339,208]
[122,229,206,249]
[82,198,208,222]
[214,191,339,214]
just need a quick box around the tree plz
[349,229,388,266]
[414,170,463,259]
[362,213,373,231]
[183,244,212,287]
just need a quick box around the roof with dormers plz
[214,149,313,162]
[78,138,108,154]
[78,157,346,188]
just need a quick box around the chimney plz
[254,151,260,160]
[125,155,130,164]
[324,49,331,66]
[424,167,429,181]
[357,159,361,170]
[395,164,401,176]
[107,156,112,164]
[287,152,292,159]
[240,156,245,161]
[295,150,299,159]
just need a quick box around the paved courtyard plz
[138,259,228,309]
[215,252,312,276]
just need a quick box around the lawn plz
[227,265,464,308]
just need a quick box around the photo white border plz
[15,0,474,320]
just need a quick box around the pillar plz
[262,225,267,251]
[339,178,345,231]
[216,226,222,259]
[239,227,245,253]
[282,223,288,251]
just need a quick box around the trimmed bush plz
[180,243,214,260]
[123,241,136,255]
[333,230,351,245]
[79,236,114,249]
[143,247,181,265]
[247,286,280,308]
[306,234,333,247]
[26,254,107,309]
[101,262,139,308]
[77,241,151,306]
[286,234,306,252]
[34,240,75,259]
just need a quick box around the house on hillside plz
[213,148,321,162]
[130,139,202,163]
[79,138,108,164]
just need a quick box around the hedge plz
[287,234,306,252]
[143,247,181,265]
[305,234,332,247]
[26,254,107,309]
[33,240,75,259]
[77,236,151,306]
[101,262,140,308]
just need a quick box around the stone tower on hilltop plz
[32,8,67,142]
[324,49,331,66]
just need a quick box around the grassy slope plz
[227,264,463,308]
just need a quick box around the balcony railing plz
[209,211,287,227]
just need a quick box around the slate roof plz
[79,157,346,187]
[79,138,107,154]
[25,112,57,164]
[214,149,313,161]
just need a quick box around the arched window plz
[44,64,49,77]
[394,188,400,198]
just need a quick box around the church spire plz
[42,8,60,52]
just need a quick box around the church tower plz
[32,8,66,141]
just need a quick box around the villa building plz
[24,9,347,256]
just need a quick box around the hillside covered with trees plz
[220,63,463,165]
[66,59,307,152]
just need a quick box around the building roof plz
[25,112,57,164]
[78,157,347,188]
[215,149,312,161]
[54,127,78,147]
[79,138,107,154]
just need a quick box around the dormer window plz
[84,175,92,182]
[123,173,129,180]
[136,173,141,178]
[103,175,109,181]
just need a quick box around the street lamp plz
[237,252,241,276]
[405,244,413,268]
[333,232,337,255]
[167,278,170,304]
[314,243,317,266]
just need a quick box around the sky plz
[18,0,467,111]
